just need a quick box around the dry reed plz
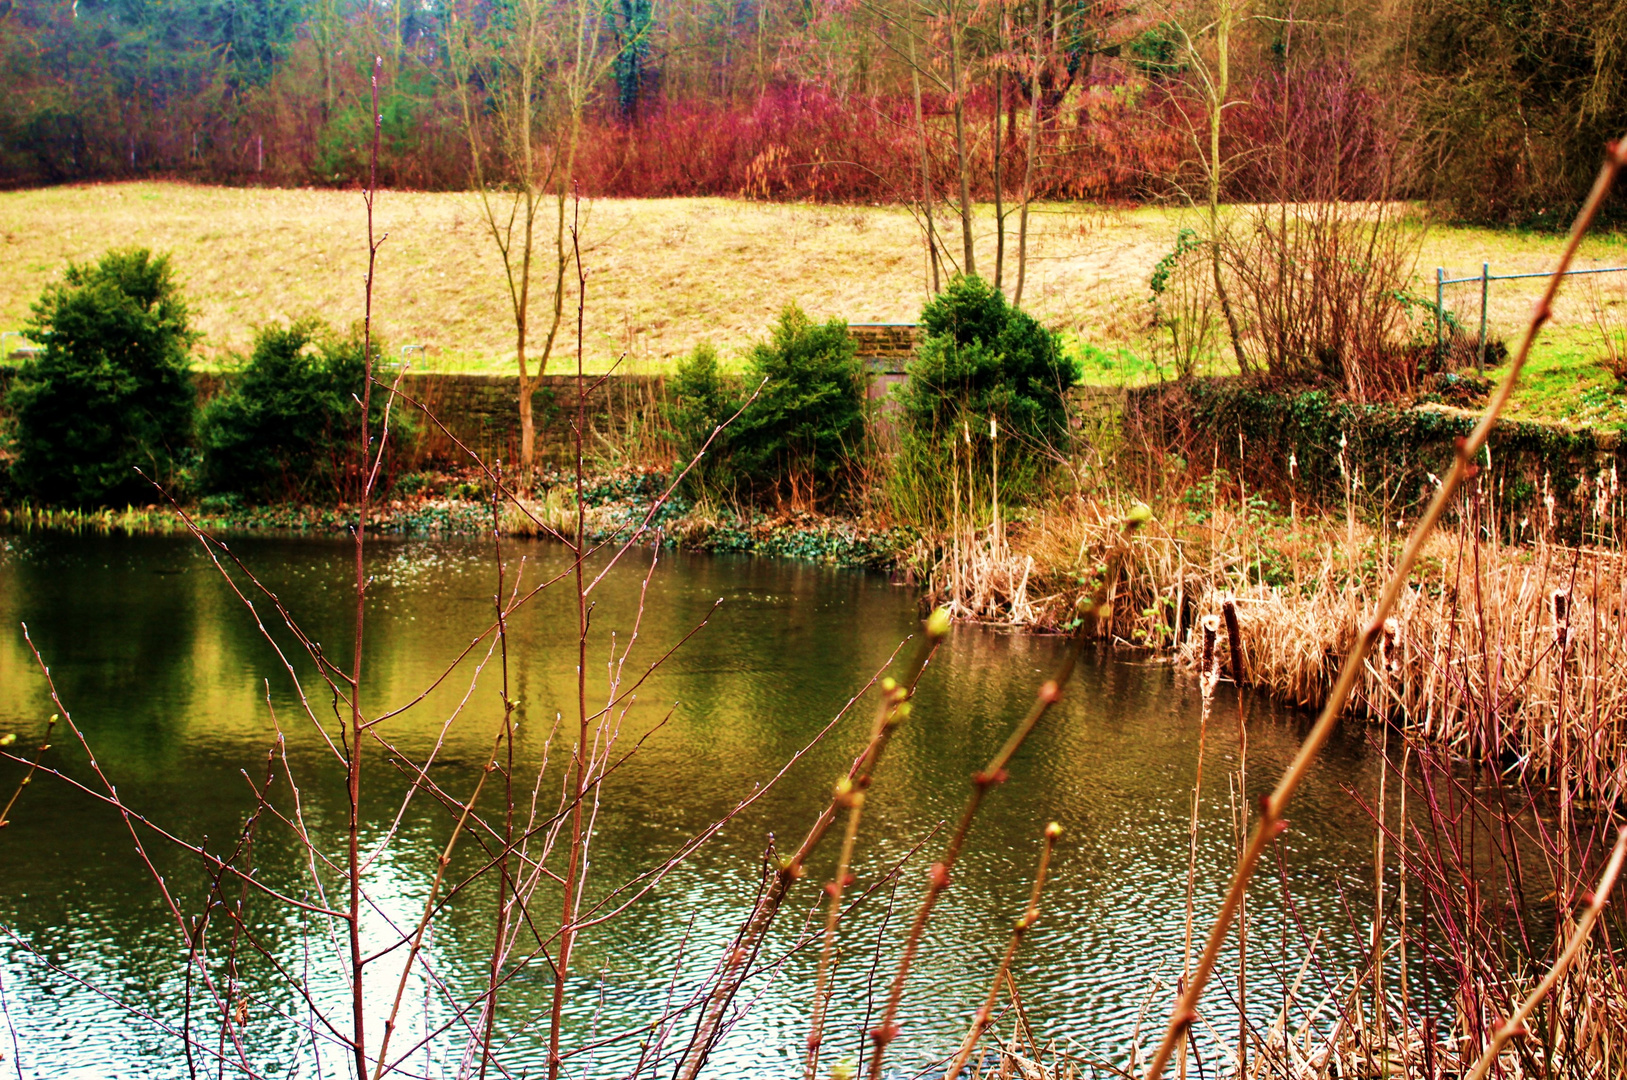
[929,487,1627,809]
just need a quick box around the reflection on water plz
[0,532,1384,1078]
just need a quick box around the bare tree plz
[863,0,982,280]
[447,0,621,481]
[873,0,1133,300]
[908,25,946,292]
[1168,0,1248,367]
[944,0,978,277]
[1010,0,1060,306]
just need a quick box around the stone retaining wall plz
[386,372,668,465]
[1124,378,1621,543]
[849,323,918,372]
[0,325,923,466]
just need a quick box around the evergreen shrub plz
[668,306,866,505]
[893,275,1080,525]
[5,247,198,505]
[732,305,867,504]
[667,343,738,496]
[199,318,405,501]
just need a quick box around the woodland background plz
[1,0,1624,224]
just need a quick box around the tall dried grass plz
[926,478,1627,810]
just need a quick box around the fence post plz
[1435,266,1446,365]
[1478,262,1489,373]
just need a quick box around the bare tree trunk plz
[450,0,606,488]
[948,0,977,278]
[314,0,337,122]
[391,0,405,74]
[517,352,536,469]
[1209,0,1246,370]
[910,30,942,293]
[993,4,1009,291]
[1013,49,1042,307]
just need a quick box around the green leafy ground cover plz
[0,465,915,569]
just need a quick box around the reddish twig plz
[540,192,591,1080]
[672,614,949,1080]
[942,822,1063,1080]
[1463,826,1627,1080]
[0,711,56,828]
[346,57,386,1080]
[865,506,1150,1080]
[372,716,514,1079]
[804,665,925,1080]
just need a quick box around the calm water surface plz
[0,532,1384,1078]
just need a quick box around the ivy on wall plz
[1125,379,1622,542]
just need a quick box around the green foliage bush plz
[668,343,734,452]
[667,307,866,505]
[5,247,198,505]
[199,318,404,501]
[893,275,1079,524]
[666,343,739,496]
[733,305,867,503]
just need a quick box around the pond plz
[0,531,1385,1078]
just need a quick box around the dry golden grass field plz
[1,182,1625,418]
[0,183,1164,373]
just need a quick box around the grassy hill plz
[0,184,1173,376]
[1,182,1623,419]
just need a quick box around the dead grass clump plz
[928,483,1627,808]
[1586,274,1627,384]
[1180,524,1627,806]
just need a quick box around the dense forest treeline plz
[0,0,1622,221]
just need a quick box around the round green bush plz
[901,274,1078,452]
[199,318,401,501]
[5,248,198,505]
[732,304,867,503]
[667,306,867,506]
[891,275,1079,525]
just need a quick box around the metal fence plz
[1435,262,1627,370]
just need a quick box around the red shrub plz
[574,74,1186,204]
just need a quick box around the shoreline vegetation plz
[9,422,1627,811]
[8,229,1627,808]
[0,463,917,568]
